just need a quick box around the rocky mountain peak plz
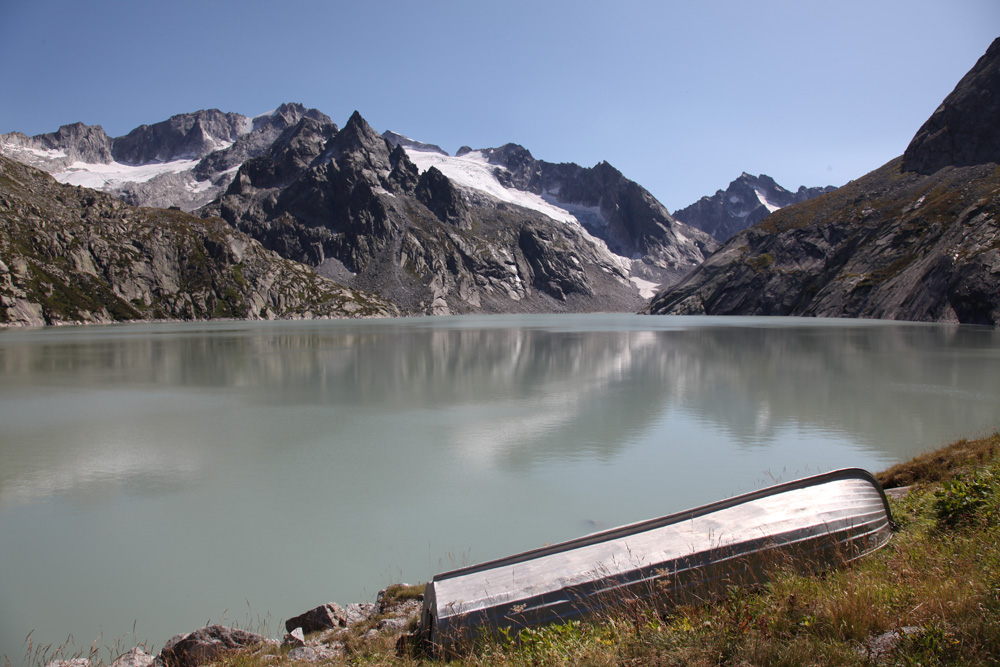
[382,130,447,156]
[112,109,248,164]
[234,116,337,191]
[479,143,542,192]
[0,121,114,165]
[415,166,471,229]
[902,37,1000,175]
[672,173,836,242]
[253,102,332,133]
[326,111,394,177]
[51,122,114,162]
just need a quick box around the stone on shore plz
[109,647,155,667]
[285,645,344,663]
[283,603,347,634]
[281,628,305,649]
[44,660,89,667]
[154,625,265,667]
[343,602,377,627]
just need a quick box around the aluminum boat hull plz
[419,468,894,654]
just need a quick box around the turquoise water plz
[1,314,998,662]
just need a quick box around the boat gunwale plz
[431,467,894,584]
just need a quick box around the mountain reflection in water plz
[1,314,998,664]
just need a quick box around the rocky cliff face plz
[446,141,717,280]
[672,173,836,242]
[647,40,1000,325]
[902,38,1000,175]
[0,155,398,326]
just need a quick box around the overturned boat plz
[419,468,894,654]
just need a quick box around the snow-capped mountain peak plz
[674,172,836,242]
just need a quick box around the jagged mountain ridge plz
[0,103,332,211]
[672,172,837,242]
[204,111,692,315]
[0,154,399,326]
[647,37,1000,325]
[394,140,716,279]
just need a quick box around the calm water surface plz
[1,314,999,661]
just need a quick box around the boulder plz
[155,625,264,667]
[284,603,347,634]
[343,603,377,627]
[44,660,89,667]
[109,647,155,667]
[281,627,305,649]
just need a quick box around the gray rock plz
[284,603,347,635]
[343,602,377,627]
[285,645,344,663]
[376,617,411,633]
[281,627,305,648]
[44,659,89,667]
[861,626,923,664]
[109,647,155,667]
[155,625,264,667]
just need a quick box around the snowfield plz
[404,148,584,225]
[403,145,642,293]
[53,158,200,189]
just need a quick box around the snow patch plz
[753,187,781,213]
[404,145,636,281]
[541,193,608,229]
[405,148,582,224]
[185,178,215,194]
[630,277,660,299]
[53,158,199,189]
[3,144,69,160]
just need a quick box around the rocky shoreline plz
[40,587,424,667]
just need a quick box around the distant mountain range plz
[1,105,727,318]
[648,37,1000,325]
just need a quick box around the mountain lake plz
[1,314,999,663]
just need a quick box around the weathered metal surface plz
[420,468,894,654]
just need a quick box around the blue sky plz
[1,0,996,209]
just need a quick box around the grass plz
[8,433,1000,667]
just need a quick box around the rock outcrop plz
[672,172,836,242]
[0,155,399,326]
[283,603,347,634]
[647,38,1000,325]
